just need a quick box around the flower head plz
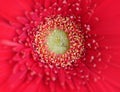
[0,0,120,92]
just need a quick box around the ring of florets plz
[32,15,84,67]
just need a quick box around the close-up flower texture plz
[0,0,120,92]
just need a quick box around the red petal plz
[0,22,16,40]
[92,0,120,91]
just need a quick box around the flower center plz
[32,15,84,67]
[47,29,69,54]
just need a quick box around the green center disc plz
[47,29,69,54]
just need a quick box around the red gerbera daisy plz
[0,0,120,92]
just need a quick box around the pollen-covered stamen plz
[33,15,84,67]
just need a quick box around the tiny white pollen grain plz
[70,16,74,19]
[81,75,84,79]
[76,7,80,11]
[86,25,91,31]
[85,75,89,78]
[87,43,91,47]
[44,9,47,11]
[63,0,67,4]
[95,17,99,21]
[69,9,72,12]
[46,72,50,76]
[58,7,61,11]
[92,39,96,43]
[90,56,94,62]
[94,78,98,82]
[98,58,102,62]
[52,77,56,81]
[91,56,94,60]
[30,71,36,76]
[80,70,83,73]
[75,3,80,6]
[93,64,96,68]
